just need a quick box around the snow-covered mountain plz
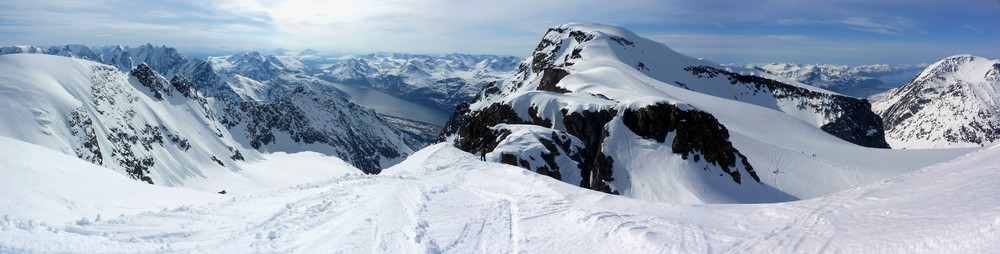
[0,54,250,186]
[204,51,323,101]
[437,24,954,204]
[217,86,422,172]
[0,45,516,127]
[0,53,419,180]
[0,45,46,54]
[872,54,1000,148]
[737,63,926,96]
[2,43,246,100]
[320,53,521,112]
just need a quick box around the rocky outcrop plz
[622,103,758,183]
[439,99,762,194]
[537,68,571,93]
[131,63,173,100]
[170,75,196,98]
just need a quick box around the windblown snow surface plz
[1,136,999,253]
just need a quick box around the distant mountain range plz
[318,53,522,112]
[732,63,926,97]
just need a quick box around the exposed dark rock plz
[636,62,649,71]
[447,103,525,153]
[531,28,568,74]
[211,156,225,167]
[437,102,472,143]
[609,35,636,47]
[130,63,173,100]
[170,75,196,98]
[68,109,102,165]
[537,68,571,93]
[536,137,564,180]
[569,30,595,43]
[621,103,759,183]
[528,106,553,127]
[561,109,617,192]
[228,146,244,161]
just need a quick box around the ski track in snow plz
[2,138,1000,253]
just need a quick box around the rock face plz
[131,63,173,100]
[872,55,1000,148]
[621,103,758,184]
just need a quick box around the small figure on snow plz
[479,146,487,161]
[218,190,227,195]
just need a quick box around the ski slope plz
[2,136,998,253]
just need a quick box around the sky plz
[0,0,997,65]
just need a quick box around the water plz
[325,82,450,125]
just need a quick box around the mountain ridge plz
[437,23,950,204]
[872,54,1000,148]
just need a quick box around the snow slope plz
[1,136,997,253]
[873,54,1000,148]
[442,23,943,204]
[0,54,250,187]
[0,53,417,183]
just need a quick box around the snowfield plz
[2,136,998,253]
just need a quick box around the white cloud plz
[831,17,918,35]
[964,25,984,34]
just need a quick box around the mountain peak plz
[873,54,1000,148]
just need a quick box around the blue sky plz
[0,0,997,64]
